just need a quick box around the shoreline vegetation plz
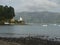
[0,5,26,25]
[0,36,60,45]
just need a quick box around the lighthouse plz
[18,17,23,21]
[18,17,25,24]
[19,17,23,21]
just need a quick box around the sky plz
[0,0,60,12]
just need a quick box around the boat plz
[4,22,10,25]
[53,24,57,26]
[42,24,48,26]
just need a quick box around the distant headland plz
[0,5,25,25]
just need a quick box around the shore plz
[0,37,60,45]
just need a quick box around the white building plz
[18,17,23,21]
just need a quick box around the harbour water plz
[0,24,60,39]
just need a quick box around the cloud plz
[16,0,59,12]
[0,0,60,12]
[52,0,60,4]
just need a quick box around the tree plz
[0,5,4,20]
[0,5,15,22]
[4,6,15,19]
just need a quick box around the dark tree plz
[0,5,4,20]
[0,5,15,21]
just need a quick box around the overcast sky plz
[0,0,60,12]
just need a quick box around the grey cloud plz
[16,0,60,12]
[0,0,60,12]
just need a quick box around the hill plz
[15,11,60,23]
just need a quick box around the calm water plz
[0,24,60,38]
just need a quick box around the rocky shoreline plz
[0,36,60,45]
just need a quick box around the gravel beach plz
[0,37,60,45]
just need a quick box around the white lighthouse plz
[18,17,23,21]
[18,16,25,24]
[20,17,23,21]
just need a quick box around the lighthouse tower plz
[18,17,25,24]
[18,17,23,21]
[19,17,23,21]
